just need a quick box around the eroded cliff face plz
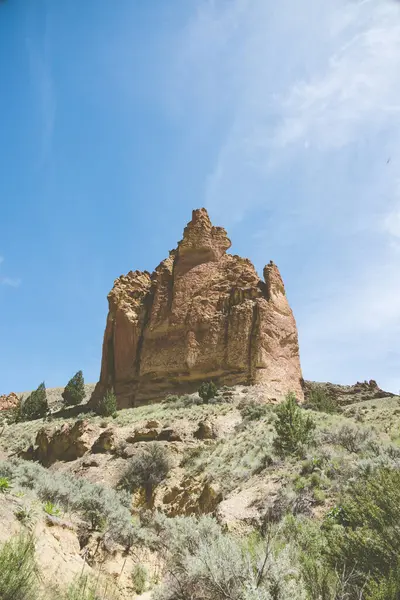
[92,209,303,408]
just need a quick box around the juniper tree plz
[62,370,86,406]
[95,389,117,417]
[273,392,315,456]
[198,381,217,403]
[21,383,48,421]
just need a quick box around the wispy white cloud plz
[1,277,21,288]
[0,258,21,288]
[167,0,400,390]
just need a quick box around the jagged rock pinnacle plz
[91,209,303,408]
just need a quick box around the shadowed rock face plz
[91,208,303,408]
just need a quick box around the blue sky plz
[1,0,400,394]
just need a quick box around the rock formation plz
[0,392,19,411]
[91,208,303,408]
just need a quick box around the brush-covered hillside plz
[0,379,399,600]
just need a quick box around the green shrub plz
[120,443,170,503]
[367,568,400,600]
[62,370,86,406]
[43,501,60,517]
[131,563,148,594]
[20,383,48,421]
[14,508,33,525]
[63,575,97,600]
[198,381,217,403]
[155,514,306,600]
[312,488,325,505]
[324,424,373,453]
[4,395,24,424]
[95,389,117,417]
[0,459,140,548]
[273,393,316,456]
[0,476,11,493]
[239,400,270,421]
[307,387,338,413]
[0,534,38,600]
[327,468,400,592]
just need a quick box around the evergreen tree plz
[198,381,217,403]
[273,392,315,456]
[21,382,48,421]
[95,389,117,417]
[62,370,86,406]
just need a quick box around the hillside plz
[0,381,399,599]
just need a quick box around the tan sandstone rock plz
[91,428,115,453]
[34,420,93,466]
[91,208,303,408]
[194,420,216,440]
[0,392,19,411]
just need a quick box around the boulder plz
[194,420,216,440]
[34,420,93,466]
[126,427,182,443]
[126,428,159,443]
[91,208,303,408]
[91,428,115,453]
[157,428,183,442]
[145,420,161,429]
[162,477,222,516]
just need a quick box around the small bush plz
[198,381,217,403]
[0,534,38,600]
[43,501,60,517]
[63,575,97,600]
[4,395,24,424]
[95,389,117,417]
[14,508,33,525]
[239,400,270,421]
[155,514,306,600]
[307,387,339,413]
[120,443,170,503]
[312,488,325,505]
[20,383,48,421]
[327,467,400,592]
[0,459,140,548]
[131,563,148,594]
[324,424,373,453]
[273,393,316,456]
[62,370,86,406]
[0,476,11,493]
[75,491,107,531]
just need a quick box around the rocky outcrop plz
[161,478,222,517]
[92,208,303,408]
[126,426,183,443]
[0,392,19,411]
[194,420,216,440]
[91,428,115,454]
[303,379,395,407]
[34,421,94,466]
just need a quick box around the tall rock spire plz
[175,208,232,273]
[91,208,303,408]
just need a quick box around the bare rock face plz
[91,428,115,454]
[92,208,303,408]
[0,392,19,411]
[34,420,93,466]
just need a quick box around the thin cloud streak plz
[1,277,21,288]
[167,0,400,390]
